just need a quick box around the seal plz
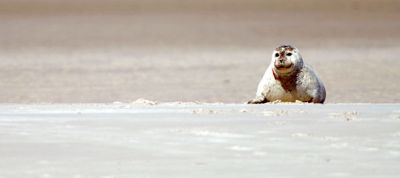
[248,45,326,104]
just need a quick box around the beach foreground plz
[0,103,399,178]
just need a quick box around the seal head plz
[271,45,304,79]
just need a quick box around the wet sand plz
[0,0,399,103]
[0,103,399,178]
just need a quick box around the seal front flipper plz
[247,96,268,104]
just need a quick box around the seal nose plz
[279,59,285,64]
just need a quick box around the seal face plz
[248,45,326,104]
[271,45,303,79]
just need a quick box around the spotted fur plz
[248,45,326,104]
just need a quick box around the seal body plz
[248,45,326,104]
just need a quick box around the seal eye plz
[274,53,279,57]
[286,53,292,57]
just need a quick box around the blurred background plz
[0,0,399,103]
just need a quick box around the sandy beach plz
[0,103,400,178]
[0,1,399,177]
[0,0,399,103]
